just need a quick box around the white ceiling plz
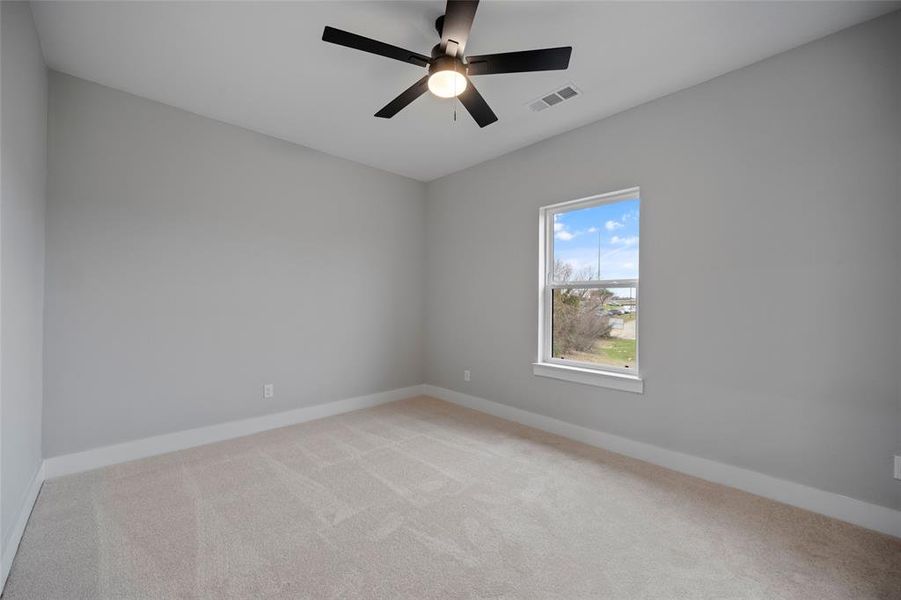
[32,1,899,181]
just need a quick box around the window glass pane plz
[553,198,639,281]
[551,286,637,370]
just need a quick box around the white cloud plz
[587,226,598,233]
[554,220,577,241]
[605,220,624,231]
[610,235,639,246]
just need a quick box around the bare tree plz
[552,260,612,356]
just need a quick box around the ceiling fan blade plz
[322,26,430,67]
[374,76,430,119]
[440,0,479,55]
[466,47,572,76]
[458,78,497,128]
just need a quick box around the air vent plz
[542,93,564,106]
[527,83,581,112]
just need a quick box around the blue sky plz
[553,198,639,280]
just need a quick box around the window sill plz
[532,362,643,394]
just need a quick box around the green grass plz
[599,338,636,364]
[556,337,636,368]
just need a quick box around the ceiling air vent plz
[542,93,564,106]
[557,85,579,99]
[527,83,581,112]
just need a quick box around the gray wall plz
[44,72,426,457]
[1,1,47,548]
[425,13,901,510]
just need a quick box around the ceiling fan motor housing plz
[429,55,466,76]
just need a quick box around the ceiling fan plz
[322,0,572,127]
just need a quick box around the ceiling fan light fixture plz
[428,69,467,98]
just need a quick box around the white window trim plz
[532,362,643,393]
[536,187,643,393]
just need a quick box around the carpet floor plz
[5,396,900,599]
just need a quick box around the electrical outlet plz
[263,384,274,399]
[895,456,901,480]
[464,370,471,382]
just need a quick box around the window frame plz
[535,187,642,392]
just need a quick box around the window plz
[535,188,642,393]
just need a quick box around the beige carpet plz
[5,396,900,599]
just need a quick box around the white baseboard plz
[1,462,45,594]
[422,384,901,539]
[44,385,426,479]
